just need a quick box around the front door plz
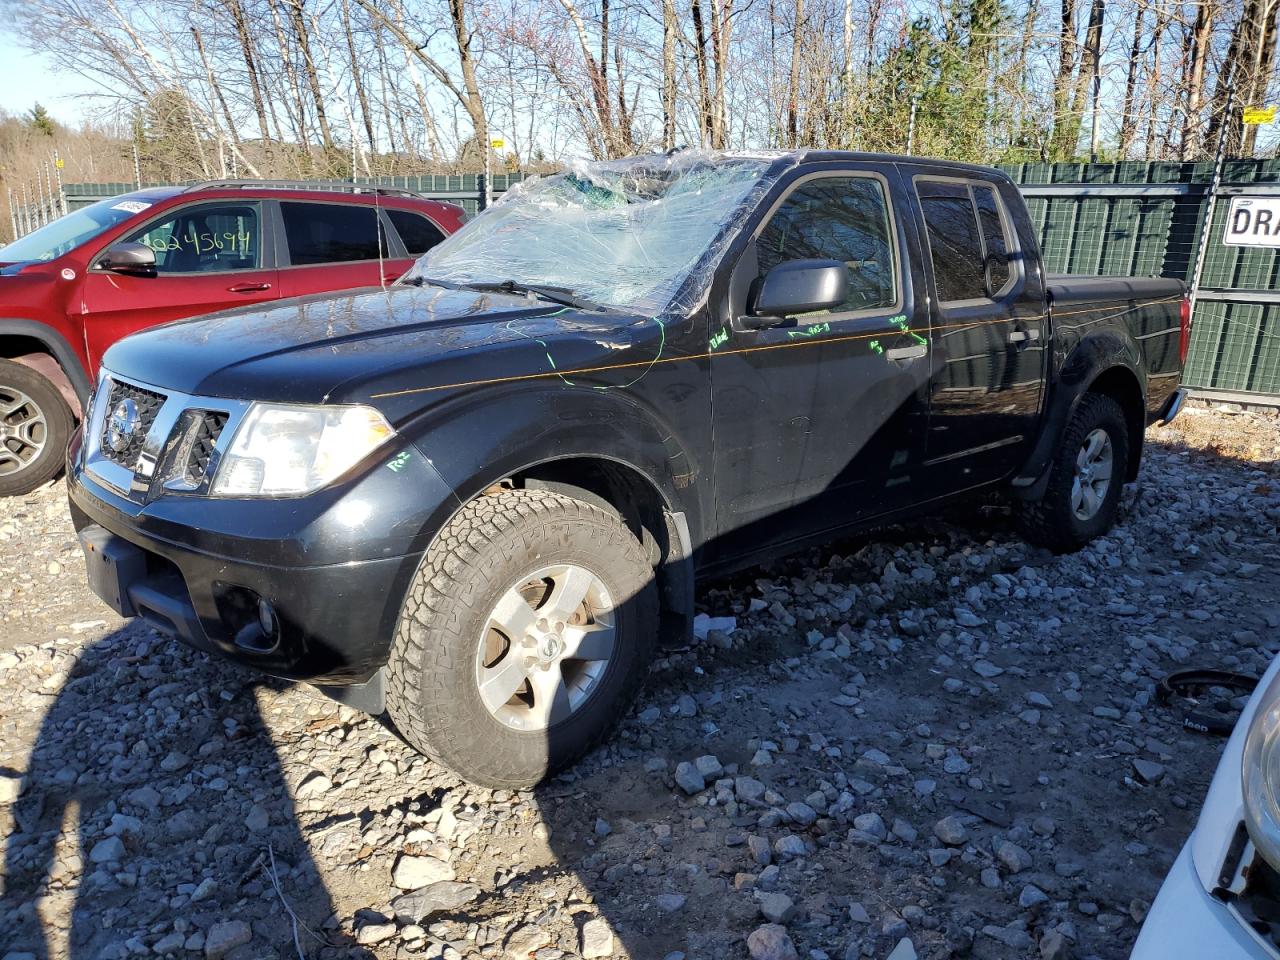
[77,201,277,370]
[709,164,933,562]
[908,173,1046,488]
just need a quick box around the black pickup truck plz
[67,150,1188,787]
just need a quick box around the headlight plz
[210,403,395,497]
[1242,670,1280,869]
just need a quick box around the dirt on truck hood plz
[98,283,638,406]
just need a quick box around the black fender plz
[399,384,706,643]
[1011,329,1147,499]
[0,319,92,405]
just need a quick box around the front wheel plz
[1016,393,1130,553]
[0,359,73,498]
[386,488,658,788]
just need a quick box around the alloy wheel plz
[0,386,48,478]
[474,563,616,732]
[1071,427,1114,521]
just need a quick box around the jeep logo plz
[107,398,141,453]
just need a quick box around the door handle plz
[1008,328,1041,343]
[885,344,928,361]
[227,282,272,293]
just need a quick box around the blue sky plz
[0,32,96,124]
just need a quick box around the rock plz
[244,805,270,833]
[786,802,817,826]
[773,835,806,859]
[760,892,796,923]
[595,817,612,837]
[295,770,332,798]
[390,881,481,921]
[736,777,767,803]
[159,751,190,773]
[204,921,251,959]
[89,836,125,864]
[853,813,887,840]
[581,917,615,958]
[153,932,185,953]
[507,925,551,956]
[934,816,968,845]
[674,761,705,794]
[973,660,1004,678]
[356,923,396,945]
[746,924,798,960]
[656,893,687,912]
[996,840,1032,873]
[694,755,724,779]
[748,835,772,866]
[886,939,917,960]
[1133,759,1166,784]
[1019,884,1050,908]
[392,854,455,890]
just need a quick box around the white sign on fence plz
[1224,196,1280,247]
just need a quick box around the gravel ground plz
[1,403,1278,960]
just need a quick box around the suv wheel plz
[386,488,658,788]
[1016,392,1130,553]
[0,359,72,497]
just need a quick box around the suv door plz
[709,164,933,560]
[909,173,1046,487]
[273,200,414,297]
[77,201,276,370]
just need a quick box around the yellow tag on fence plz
[1243,105,1277,125]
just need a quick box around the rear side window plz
[973,185,1011,293]
[756,176,897,314]
[126,203,260,274]
[388,210,446,256]
[280,202,384,265]
[917,179,1016,302]
[917,181,985,302]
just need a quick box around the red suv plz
[0,181,464,495]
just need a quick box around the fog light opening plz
[257,598,278,640]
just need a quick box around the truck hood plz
[101,284,642,407]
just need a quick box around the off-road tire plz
[0,359,72,498]
[385,488,658,788]
[1016,392,1130,553]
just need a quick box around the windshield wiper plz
[465,279,610,312]
[402,275,611,312]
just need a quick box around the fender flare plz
[1012,333,1146,499]
[0,319,92,407]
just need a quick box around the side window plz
[126,204,260,274]
[917,181,985,302]
[280,202,385,265]
[756,176,897,314]
[973,185,1012,293]
[388,210,446,256]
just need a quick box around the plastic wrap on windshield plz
[404,150,798,316]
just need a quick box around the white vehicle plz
[1132,654,1280,957]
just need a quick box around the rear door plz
[77,200,277,369]
[909,173,1046,488]
[273,200,414,297]
[709,163,933,560]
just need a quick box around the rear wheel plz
[0,359,72,497]
[1016,393,1130,553]
[386,488,658,788]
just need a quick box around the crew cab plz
[67,151,1189,787]
[0,181,463,495]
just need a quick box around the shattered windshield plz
[407,152,784,314]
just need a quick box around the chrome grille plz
[100,380,166,469]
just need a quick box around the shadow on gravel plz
[1,625,376,960]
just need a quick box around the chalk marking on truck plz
[372,296,1186,399]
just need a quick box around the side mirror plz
[98,241,157,277]
[742,258,848,329]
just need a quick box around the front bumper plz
[1157,387,1187,425]
[1131,842,1270,959]
[67,430,458,688]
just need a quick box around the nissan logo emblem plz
[107,398,141,453]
